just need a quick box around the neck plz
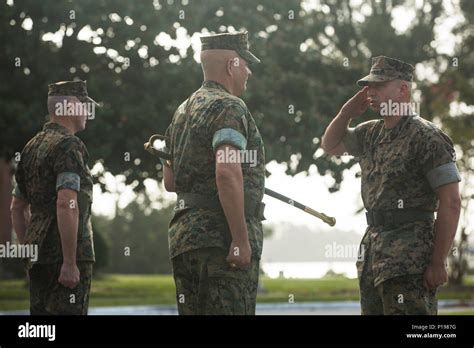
[382,97,413,129]
[383,115,403,129]
[51,117,76,134]
[203,74,234,95]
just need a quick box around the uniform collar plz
[379,116,414,143]
[43,121,72,135]
[202,80,231,94]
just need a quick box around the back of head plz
[200,49,239,80]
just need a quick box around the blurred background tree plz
[92,195,173,274]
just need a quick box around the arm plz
[321,86,369,156]
[10,196,30,243]
[56,188,80,289]
[321,113,352,156]
[163,163,175,192]
[423,182,461,289]
[215,144,251,268]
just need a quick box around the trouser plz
[359,251,437,315]
[172,247,260,315]
[29,262,93,315]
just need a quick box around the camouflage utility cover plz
[357,56,415,86]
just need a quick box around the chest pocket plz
[360,133,414,187]
[376,135,414,186]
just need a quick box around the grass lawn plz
[1,274,474,311]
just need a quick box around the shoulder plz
[57,135,86,152]
[197,86,248,113]
[212,95,249,117]
[408,116,439,134]
[54,135,88,165]
[175,99,188,114]
[407,116,454,147]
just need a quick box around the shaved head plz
[47,95,88,133]
[200,49,252,97]
[200,49,240,77]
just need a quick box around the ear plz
[399,82,408,98]
[226,58,234,76]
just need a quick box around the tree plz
[1,0,451,190]
[2,0,471,280]
[92,194,174,274]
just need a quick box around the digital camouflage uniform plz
[13,80,96,315]
[165,32,265,315]
[343,56,461,315]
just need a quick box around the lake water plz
[262,261,358,279]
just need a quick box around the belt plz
[176,192,265,221]
[365,209,434,228]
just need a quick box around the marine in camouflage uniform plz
[12,81,97,315]
[340,57,461,315]
[164,32,265,315]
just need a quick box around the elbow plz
[441,194,462,214]
[449,195,462,213]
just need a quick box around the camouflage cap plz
[48,80,99,105]
[200,31,261,64]
[357,56,415,86]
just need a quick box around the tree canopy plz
[1,0,472,194]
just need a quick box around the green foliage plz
[92,196,174,274]
[2,0,469,193]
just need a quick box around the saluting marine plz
[322,56,461,315]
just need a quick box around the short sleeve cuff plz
[212,128,247,151]
[56,172,81,192]
[12,185,25,199]
[426,162,461,189]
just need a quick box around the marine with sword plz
[144,31,335,315]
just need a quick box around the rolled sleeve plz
[56,172,81,192]
[212,128,247,151]
[210,101,249,152]
[419,128,461,189]
[426,162,461,189]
